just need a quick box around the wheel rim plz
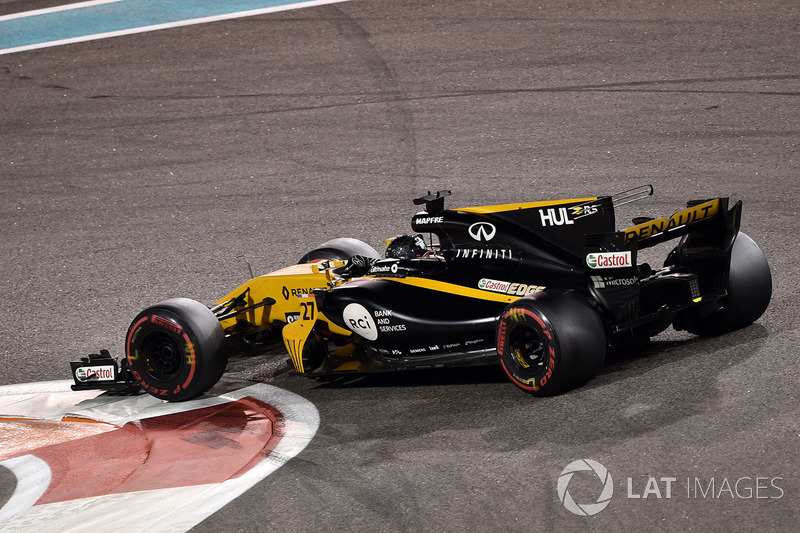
[507,324,546,373]
[140,332,183,381]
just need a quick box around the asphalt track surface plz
[1,0,798,531]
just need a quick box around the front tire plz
[497,290,606,396]
[126,298,227,401]
[297,238,380,264]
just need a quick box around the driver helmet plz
[386,234,427,259]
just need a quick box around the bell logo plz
[558,459,614,516]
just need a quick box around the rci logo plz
[342,303,378,341]
[557,459,614,516]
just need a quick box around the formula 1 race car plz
[70,186,772,401]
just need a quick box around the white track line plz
[0,0,351,56]
[0,0,124,22]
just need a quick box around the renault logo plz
[468,222,496,242]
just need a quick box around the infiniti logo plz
[468,222,496,242]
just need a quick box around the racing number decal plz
[300,300,316,321]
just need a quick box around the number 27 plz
[300,301,315,321]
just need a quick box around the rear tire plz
[685,232,771,336]
[126,298,227,402]
[496,290,606,396]
[297,238,380,264]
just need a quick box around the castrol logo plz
[586,251,632,269]
[74,365,115,382]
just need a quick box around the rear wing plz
[584,195,742,323]
[621,197,741,250]
[587,195,741,258]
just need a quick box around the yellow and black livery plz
[71,187,771,401]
